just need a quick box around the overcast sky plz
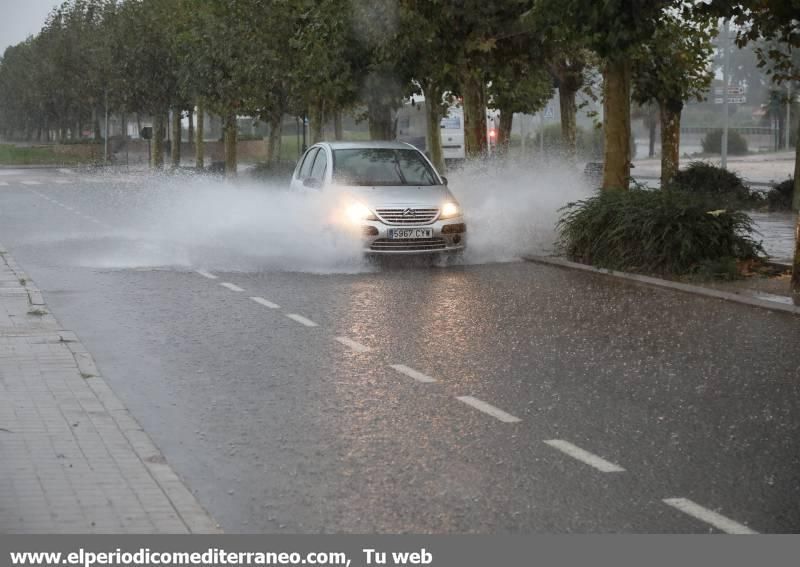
[0,0,62,54]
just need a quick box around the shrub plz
[667,161,762,209]
[701,129,748,155]
[557,188,764,276]
[766,178,794,211]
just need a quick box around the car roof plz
[318,141,417,151]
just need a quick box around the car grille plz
[370,238,447,252]
[375,207,439,225]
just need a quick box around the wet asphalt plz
[0,168,799,533]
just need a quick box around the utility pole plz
[721,20,731,169]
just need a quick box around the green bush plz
[557,188,764,276]
[766,178,794,211]
[701,129,748,155]
[667,161,762,209]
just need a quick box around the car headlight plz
[345,202,377,223]
[440,202,461,219]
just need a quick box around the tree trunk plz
[187,110,194,150]
[659,102,682,187]
[333,110,343,141]
[425,91,445,173]
[648,103,657,158]
[195,101,205,169]
[559,86,578,161]
[171,109,181,168]
[462,72,487,159]
[224,111,237,177]
[92,107,101,140]
[309,100,325,143]
[793,117,800,212]
[266,110,283,165]
[791,118,800,294]
[368,101,393,140]
[497,109,513,156]
[602,58,632,190]
[151,113,165,169]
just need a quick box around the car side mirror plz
[303,178,322,189]
[441,176,448,186]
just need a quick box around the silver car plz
[290,141,466,255]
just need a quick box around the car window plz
[298,148,318,179]
[332,149,438,186]
[309,149,327,181]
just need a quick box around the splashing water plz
[75,158,590,273]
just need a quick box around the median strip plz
[389,364,437,383]
[456,396,521,423]
[285,313,318,327]
[219,282,244,292]
[663,498,758,534]
[334,336,371,353]
[543,439,625,473]
[250,296,280,309]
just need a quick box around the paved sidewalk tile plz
[0,246,220,534]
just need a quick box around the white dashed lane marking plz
[196,270,218,280]
[21,181,41,185]
[285,314,318,327]
[456,396,521,423]
[54,179,72,185]
[543,440,625,473]
[334,336,371,353]
[58,168,75,175]
[389,364,437,383]
[219,282,244,292]
[663,498,758,534]
[250,297,280,309]
[0,181,8,186]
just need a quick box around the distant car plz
[290,141,466,255]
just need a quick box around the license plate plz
[388,228,433,239]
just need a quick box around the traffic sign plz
[714,96,747,104]
[714,86,745,96]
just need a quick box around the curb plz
[522,255,800,316]
[0,246,222,533]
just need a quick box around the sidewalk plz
[0,247,220,533]
[632,151,796,185]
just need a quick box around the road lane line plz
[219,282,244,292]
[196,270,218,280]
[662,498,758,534]
[54,179,72,185]
[250,296,280,309]
[543,440,625,472]
[58,168,75,175]
[21,181,42,185]
[0,181,8,186]
[389,364,437,383]
[456,396,521,423]
[334,336,371,353]
[285,313,318,327]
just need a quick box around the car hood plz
[336,184,455,209]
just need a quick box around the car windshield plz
[332,148,438,186]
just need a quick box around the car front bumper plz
[361,217,467,254]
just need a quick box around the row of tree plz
[0,1,796,192]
